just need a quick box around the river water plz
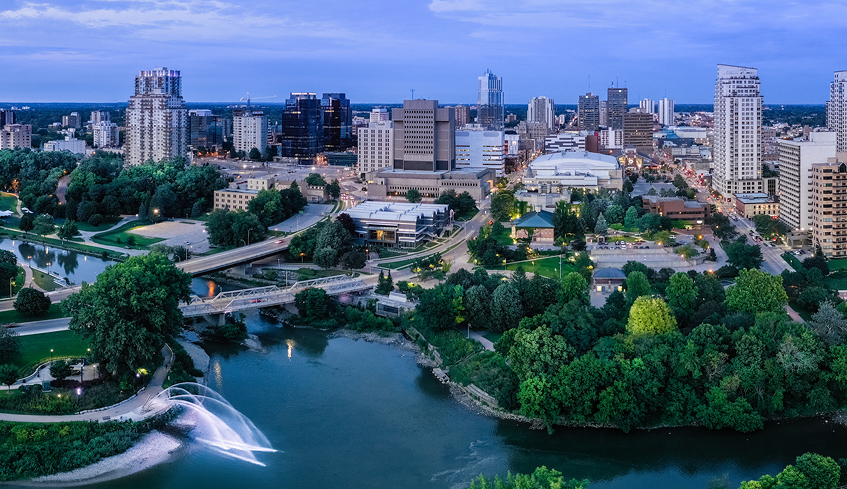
[66,312,847,489]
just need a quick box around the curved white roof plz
[529,151,619,177]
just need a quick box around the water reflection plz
[0,237,111,284]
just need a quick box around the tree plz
[0,328,19,364]
[57,219,78,240]
[464,285,492,330]
[0,364,17,390]
[808,302,847,346]
[625,271,651,305]
[49,359,73,382]
[491,282,523,331]
[32,214,55,236]
[518,376,559,430]
[313,246,338,269]
[248,189,285,227]
[623,179,634,193]
[594,213,608,235]
[725,268,788,315]
[249,148,262,161]
[627,296,677,335]
[560,271,588,305]
[326,179,341,200]
[19,212,34,232]
[666,272,698,320]
[88,213,103,227]
[339,251,366,270]
[294,287,336,324]
[376,270,394,295]
[624,206,638,229]
[406,188,422,203]
[724,238,763,270]
[794,453,840,489]
[604,204,624,224]
[14,287,51,317]
[490,190,515,222]
[312,220,352,268]
[63,254,192,378]
[336,213,356,236]
[305,173,327,187]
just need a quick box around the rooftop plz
[512,210,555,228]
[345,201,450,223]
[734,192,774,204]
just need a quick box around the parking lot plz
[130,219,212,253]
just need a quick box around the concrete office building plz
[370,107,389,123]
[0,109,14,129]
[281,92,322,161]
[544,132,586,153]
[0,124,31,149]
[370,99,494,201]
[599,101,608,127]
[607,87,628,130]
[358,119,394,177]
[43,135,85,154]
[477,70,504,130]
[505,134,520,156]
[658,98,674,126]
[712,64,764,196]
[62,112,81,129]
[600,127,624,149]
[623,112,654,151]
[90,111,110,123]
[639,98,655,114]
[92,121,119,148]
[451,105,470,128]
[455,125,505,176]
[734,193,778,218]
[125,67,187,166]
[828,71,847,152]
[321,93,352,152]
[232,109,268,155]
[812,157,847,257]
[778,132,837,232]
[528,96,555,132]
[642,195,710,222]
[345,201,450,249]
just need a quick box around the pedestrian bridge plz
[180,275,370,319]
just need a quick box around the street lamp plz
[50,349,54,364]
[247,228,252,246]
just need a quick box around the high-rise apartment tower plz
[125,67,187,166]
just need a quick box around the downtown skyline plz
[1,0,847,104]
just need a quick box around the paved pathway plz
[0,346,173,423]
[467,330,495,351]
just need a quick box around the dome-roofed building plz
[523,151,623,193]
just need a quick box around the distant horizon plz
[0,101,828,108]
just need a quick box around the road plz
[734,217,791,276]
[11,317,71,335]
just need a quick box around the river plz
[49,312,847,489]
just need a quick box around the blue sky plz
[0,0,845,104]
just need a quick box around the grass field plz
[828,258,847,271]
[781,252,802,271]
[825,270,847,291]
[91,220,163,249]
[500,256,576,279]
[71,216,122,233]
[0,304,68,325]
[454,208,479,222]
[12,330,89,371]
[0,193,17,213]
[32,270,60,292]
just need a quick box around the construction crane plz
[240,93,277,107]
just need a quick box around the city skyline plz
[1,0,846,104]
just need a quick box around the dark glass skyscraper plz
[607,87,628,130]
[0,109,15,130]
[577,93,600,131]
[281,92,323,161]
[321,93,352,152]
[477,70,504,130]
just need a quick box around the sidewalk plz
[0,345,173,423]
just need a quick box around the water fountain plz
[147,382,277,466]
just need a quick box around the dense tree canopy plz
[627,296,677,335]
[725,269,788,315]
[63,254,191,377]
[205,209,268,248]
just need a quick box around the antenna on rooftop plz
[588,74,591,92]
[410,89,415,100]
[616,74,619,88]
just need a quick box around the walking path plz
[467,330,495,352]
[0,346,173,423]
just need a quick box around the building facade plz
[370,107,389,123]
[125,67,187,166]
[734,193,778,218]
[321,93,352,152]
[828,70,847,152]
[477,70,504,130]
[812,158,847,257]
[43,136,85,154]
[90,111,110,123]
[658,98,674,126]
[623,112,653,150]
[712,64,764,197]
[0,124,31,149]
[92,121,119,148]
[357,120,394,177]
[0,109,14,130]
[778,132,837,232]
[455,125,505,176]
[523,151,623,192]
[639,98,655,114]
[641,195,710,221]
[232,109,268,155]
[62,112,81,129]
[543,132,586,153]
[345,201,451,249]
[450,105,470,128]
[281,92,323,161]
[528,96,555,132]
[392,99,455,171]
[607,87,628,130]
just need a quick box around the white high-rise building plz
[477,70,504,130]
[358,120,394,177]
[44,135,86,154]
[827,71,847,152]
[658,98,675,126]
[527,96,555,132]
[778,132,837,232]
[455,124,505,176]
[125,67,187,166]
[92,121,119,148]
[232,109,268,154]
[639,98,655,114]
[369,107,389,124]
[712,64,764,197]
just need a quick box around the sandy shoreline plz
[19,431,183,487]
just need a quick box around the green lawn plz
[71,216,122,232]
[0,304,68,325]
[12,330,89,371]
[0,193,17,213]
[828,258,847,271]
[496,256,576,279]
[454,208,479,222]
[91,220,163,249]
[32,270,59,292]
[781,252,802,271]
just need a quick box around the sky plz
[1,0,846,104]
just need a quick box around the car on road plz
[275,239,284,244]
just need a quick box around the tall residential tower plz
[527,96,555,132]
[578,93,600,131]
[607,87,628,130]
[827,71,847,152]
[712,64,763,196]
[125,67,187,166]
